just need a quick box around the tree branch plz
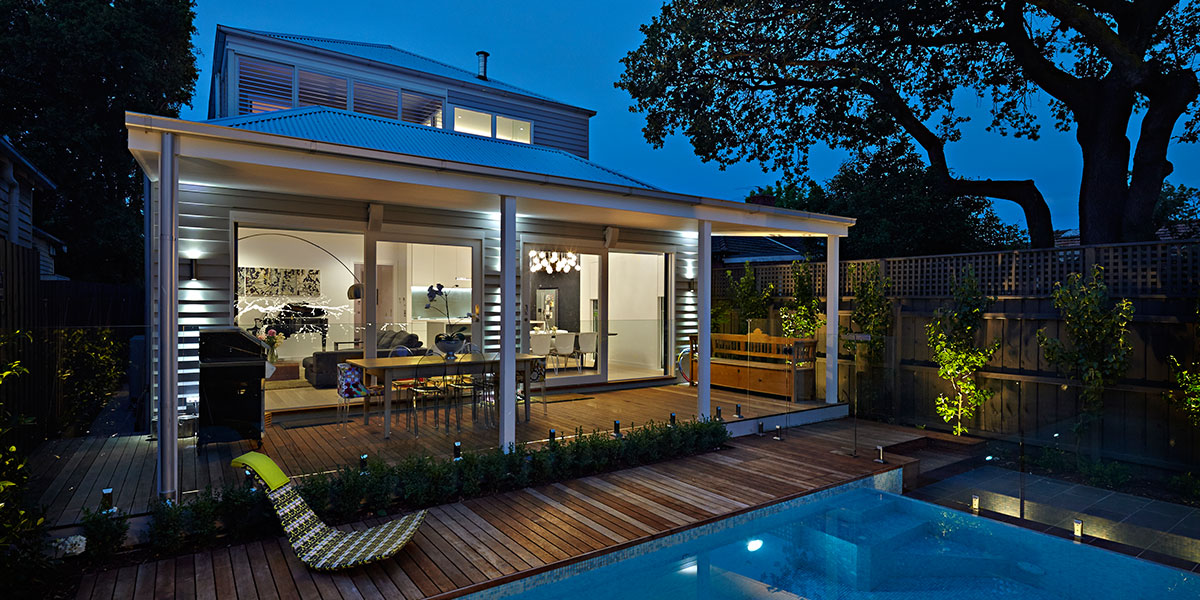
[1000,1,1091,108]
[1027,0,1148,81]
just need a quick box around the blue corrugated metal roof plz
[233,27,577,108]
[207,107,659,190]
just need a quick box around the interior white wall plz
[607,252,666,371]
[237,228,367,359]
[237,229,469,359]
[579,254,600,333]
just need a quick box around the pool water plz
[485,487,1200,599]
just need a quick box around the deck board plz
[82,421,912,600]
[31,386,814,528]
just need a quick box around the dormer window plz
[401,91,443,128]
[453,108,492,137]
[496,116,532,144]
[297,70,347,110]
[237,56,294,114]
[453,108,532,144]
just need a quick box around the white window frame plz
[495,113,534,144]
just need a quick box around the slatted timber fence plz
[715,240,1200,471]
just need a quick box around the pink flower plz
[266,329,276,336]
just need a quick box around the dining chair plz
[549,332,576,374]
[336,363,382,431]
[574,331,598,372]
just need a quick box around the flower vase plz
[267,347,278,363]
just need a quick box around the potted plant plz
[779,261,824,401]
[425,283,470,359]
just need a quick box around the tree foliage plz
[779,260,824,339]
[720,261,774,332]
[926,267,1000,435]
[1154,180,1200,239]
[1037,266,1134,419]
[758,144,1027,259]
[0,0,198,282]
[617,1,1200,246]
[842,262,891,363]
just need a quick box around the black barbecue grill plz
[198,327,268,449]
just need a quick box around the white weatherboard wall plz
[608,252,666,373]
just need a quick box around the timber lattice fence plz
[714,239,1200,299]
[715,240,1200,471]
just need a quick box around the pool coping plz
[430,463,904,600]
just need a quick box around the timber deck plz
[28,385,827,528]
[73,423,909,600]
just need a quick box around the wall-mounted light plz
[971,494,980,513]
[187,258,198,280]
[1073,519,1083,539]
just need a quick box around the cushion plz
[377,330,399,349]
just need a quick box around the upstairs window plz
[353,81,399,119]
[402,91,444,128]
[453,108,492,137]
[496,116,532,144]
[237,56,293,115]
[298,70,347,110]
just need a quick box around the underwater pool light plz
[746,539,763,552]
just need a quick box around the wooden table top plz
[346,353,541,370]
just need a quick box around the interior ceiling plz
[146,150,830,238]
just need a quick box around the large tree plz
[0,0,198,283]
[760,144,1028,259]
[617,1,1200,247]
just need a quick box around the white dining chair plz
[574,331,598,372]
[549,332,576,374]
[529,332,553,358]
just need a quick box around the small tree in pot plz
[780,261,825,401]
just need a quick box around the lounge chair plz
[231,451,426,570]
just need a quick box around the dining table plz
[347,352,544,438]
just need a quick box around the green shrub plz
[55,328,126,433]
[80,508,129,561]
[1080,459,1132,490]
[842,262,892,364]
[146,499,188,556]
[1032,446,1071,473]
[1168,472,1200,499]
[216,484,277,542]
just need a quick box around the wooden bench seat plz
[690,329,817,398]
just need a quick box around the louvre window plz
[453,108,492,137]
[353,82,399,119]
[401,91,444,128]
[237,56,294,115]
[496,116,532,144]
[298,70,347,110]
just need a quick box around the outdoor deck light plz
[774,425,783,441]
[670,412,676,427]
[715,406,722,421]
[874,446,886,463]
[1074,519,1083,539]
[735,404,743,419]
[757,421,764,436]
[613,420,621,438]
[549,429,556,443]
[971,494,980,513]
[360,453,368,473]
[100,488,114,514]
[244,468,255,491]
[453,441,462,462]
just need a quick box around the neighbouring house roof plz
[224,26,589,113]
[1055,223,1200,247]
[714,235,813,263]
[0,136,56,190]
[208,106,659,191]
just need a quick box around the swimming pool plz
[469,484,1200,599]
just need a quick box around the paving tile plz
[1122,508,1189,531]
[1140,500,1195,521]
[1090,492,1153,513]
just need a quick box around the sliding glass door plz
[606,251,669,382]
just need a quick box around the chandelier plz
[529,250,578,274]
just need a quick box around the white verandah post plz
[499,195,517,451]
[825,234,840,404]
[157,132,179,501]
[696,220,712,418]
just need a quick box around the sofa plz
[302,331,427,388]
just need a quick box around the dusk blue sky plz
[182,1,1200,232]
